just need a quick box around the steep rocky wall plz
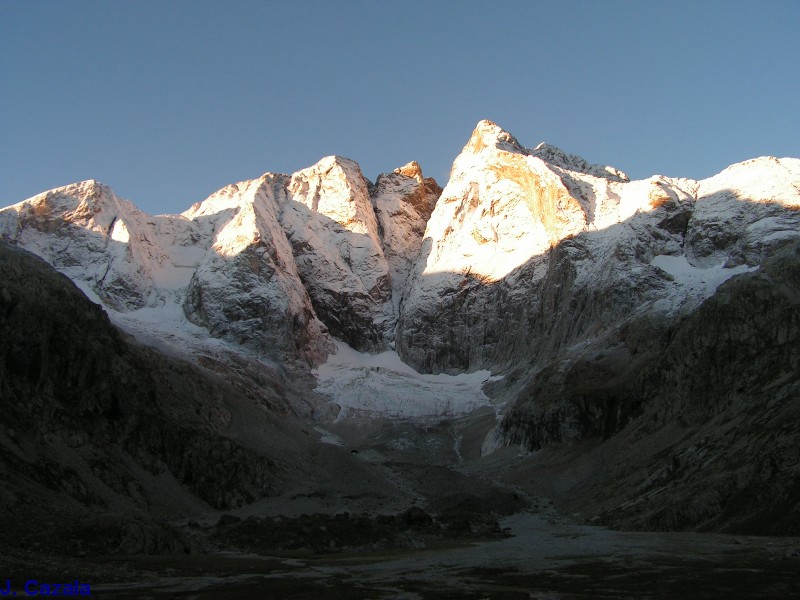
[183,175,333,366]
[372,161,440,313]
[280,157,394,350]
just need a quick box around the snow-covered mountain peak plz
[394,161,424,183]
[411,121,589,287]
[461,121,628,183]
[183,180,248,219]
[395,121,800,375]
[286,155,377,236]
[168,152,439,361]
[2,121,797,395]
[698,156,800,207]
[22,152,426,365]
[6,179,124,227]
[291,155,365,186]
[0,179,202,311]
[464,119,526,155]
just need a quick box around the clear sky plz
[2,0,799,215]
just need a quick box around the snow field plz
[314,339,499,420]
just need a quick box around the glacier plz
[314,338,500,420]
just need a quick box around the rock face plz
[280,156,392,350]
[373,161,441,313]
[181,175,332,365]
[616,243,800,534]
[500,242,800,534]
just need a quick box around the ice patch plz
[651,254,756,297]
[480,424,504,457]
[313,426,344,446]
[314,339,499,420]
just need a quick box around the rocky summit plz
[1,121,799,595]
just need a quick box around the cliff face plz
[181,175,332,365]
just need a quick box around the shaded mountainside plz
[499,240,800,534]
[0,245,530,565]
[0,241,374,553]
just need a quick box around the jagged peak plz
[394,161,424,183]
[301,154,363,176]
[37,179,114,202]
[460,122,629,183]
[530,142,629,182]
[464,120,526,155]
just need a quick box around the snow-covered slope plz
[0,180,199,310]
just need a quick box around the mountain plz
[0,157,440,364]
[397,120,800,532]
[397,120,799,375]
[1,120,799,542]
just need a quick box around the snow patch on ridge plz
[314,339,500,420]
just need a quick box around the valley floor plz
[4,406,799,600]
[5,509,799,599]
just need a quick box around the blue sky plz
[2,0,798,215]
